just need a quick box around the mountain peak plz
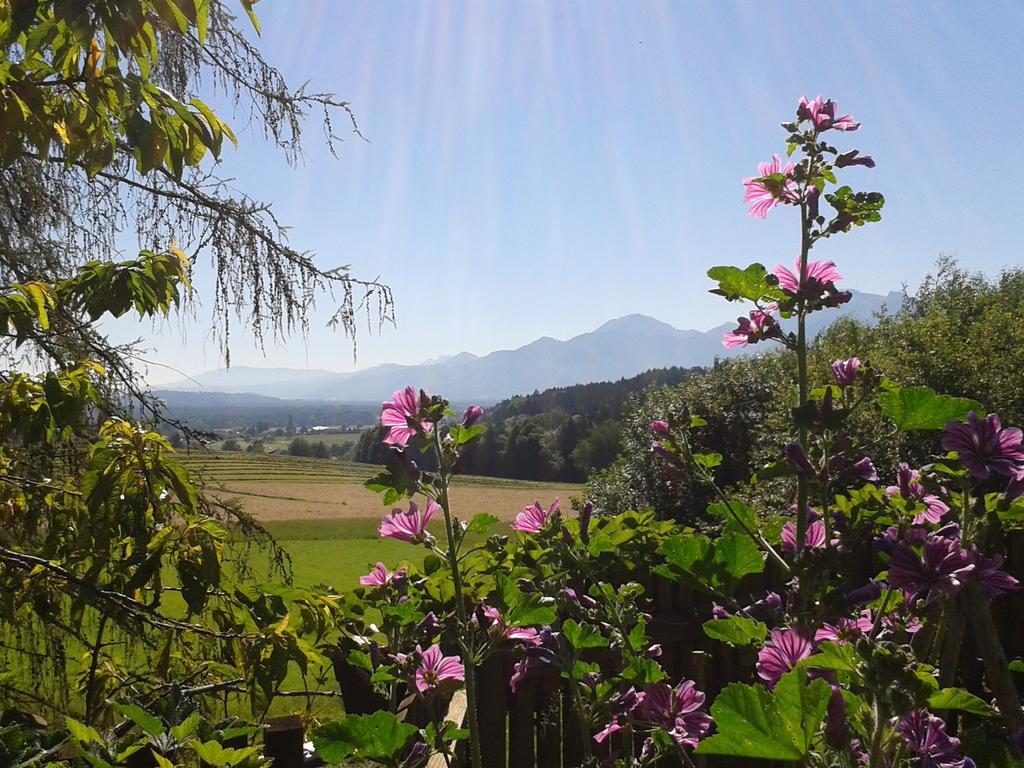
[593,314,679,335]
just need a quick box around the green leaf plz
[65,717,104,745]
[312,712,417,764]
[927,688,994,718]
[655,532,763,595]
[702,616,767,646]
[562,619,608,651]
[696,671,831,760]
[800,641,856,673]
[112,703,164,738]
[191,742,260,768]
[1010,659,1024,674]
[878,386,983,431]
[707,263,785,303]
[707,499,757,537]
[466,513,499,534]
[494,574,556,627]
[692,451,723,468]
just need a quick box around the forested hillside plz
[354,366,703,480]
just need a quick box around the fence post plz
[263,715,304,768]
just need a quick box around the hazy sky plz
[113,1,1024,384]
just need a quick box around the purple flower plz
[593,717,624,744]
[743,155,799,218]
[806,185,821,219]
[888,536,973,598]
[897,710,964,768]
[482,605,542,646]
[831,358,862,387]
[1006,466,1024,502]
[774,257,843,297]
[781,516,826,555]
[401,742,428,768]
[942,412,1024,480]
[722,307,781,348]
[885,463,950,525]
[756,628,815,687]
[381,386,432,447]
[848,456,879,482]
[964,546,1021,599]
[414,644,464,695]
[826,685,847,744]
[650,419,670,436]
[815,610,873,644]
[512,498,559,533]
[785,442,815,476]
[461,405,484,427]
[797,95,860,132]
[835,149,876,168]
[635,680,714,749]
[359,562,408,587]
[379,500,438,542]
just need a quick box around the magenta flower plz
[359,562,408,587]
[781,517,826,555]
[722,307,781,348]
[797,95,860,132]
[1006,466,1024,502]
[831,358,861,387]
[774,256,843,297]
[815,610,873,644]
[742,155,799,218]
[650,420,670,436]
[413,644,464,695]
[965,546,1021,599]
[482,605,542,647]
[379,499,438,542]
[888,536,973,598]
[461,405,484,427]
[897,710,964,768]
[635,680,714,749]
[885,463,950,525]
[593,717,624,744]
[381,386,431,447]
[512,498,559,533]
[943,412,1024,480]
[756,628,815,687]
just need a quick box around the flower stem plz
[432,429,483,768]
[795,200,811,558]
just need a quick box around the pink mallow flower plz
[743,155,799,218]
[635,680,714,750]
[512,498,559,533]
[942,412,1024,481]
[482,605,542,647]
[380,386,432,447]
[831,358,861,387]
[650,420,670,436]
[756,628,815,687]
[414,644,464,695]
[722,307,781,348]
[359,562,408,587]
[888,536,973,598]
[897,710,964,768]
[781,516,827,555]
[964,546,1021,600]
[815,610,874,644]
[885,463,950,525]
[797,95,860,132]
[379,499,438,542]
[774,257,843,297]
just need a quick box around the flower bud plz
[462,405,484,427]
[650,420,670,436]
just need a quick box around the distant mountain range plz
[159,290,903,404]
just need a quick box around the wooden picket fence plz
[320,531,1024,768]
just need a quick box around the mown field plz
[180,450,584,588]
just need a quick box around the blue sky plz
[124,1,1024,383]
